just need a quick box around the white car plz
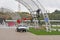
[16,25,29,32]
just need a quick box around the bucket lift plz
[33,9,51,32]
[16,0,51,32]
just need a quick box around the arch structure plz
[16,0,51,32]
[0,7,21,20]
[16,0,46,13]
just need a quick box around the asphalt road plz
[0,24,60,40]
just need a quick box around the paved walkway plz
[0,24,60,40]
[0,28,60,40]
[0,28,39,40]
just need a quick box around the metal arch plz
[19,0,38,10]
[21,0,33,12]
[16,0,47,16]
[16,0,35,17]
[31,0,39,9]
[20,0,37,17]
[36,0,46,13]
[16,0,46,13]
[16,0,39,18]
[16,0,33,13]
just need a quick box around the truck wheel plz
[24,30,27,32]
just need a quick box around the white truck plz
[16,24,29,32]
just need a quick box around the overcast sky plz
[0,0,60,12]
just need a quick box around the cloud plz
[39,0,60,10]
[0,0,60,12]
[0,0,18,11]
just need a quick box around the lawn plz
[29,28,60,35]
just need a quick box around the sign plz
[8,22,15,26]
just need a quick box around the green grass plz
[29,28,60,35]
